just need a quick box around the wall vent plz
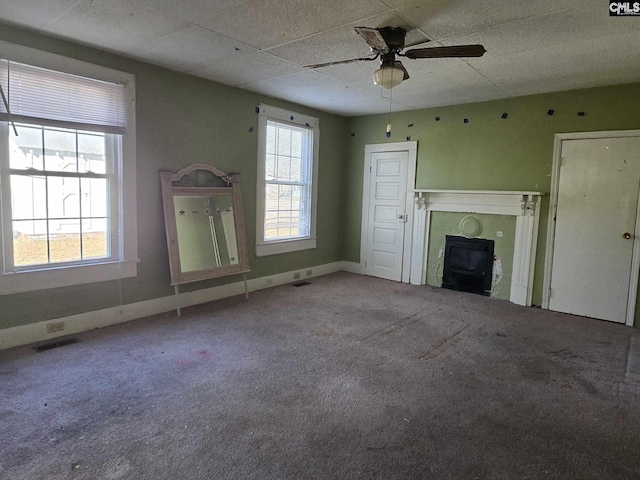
[35,338,79,352]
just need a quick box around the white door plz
[549,136,640,323]
[364,151,410,281]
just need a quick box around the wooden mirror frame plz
[160,163,250,285]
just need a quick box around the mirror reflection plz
[174,195,239,273]
[161,163,249,286]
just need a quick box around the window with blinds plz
[0,56,130,275]
[256,104,318,257]
[264,120,312,241]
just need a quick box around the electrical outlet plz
[306,270,313,277]
[265,278,273,287]
[46,322,65,333]
[293,272,301,280]
[496,231,503,238]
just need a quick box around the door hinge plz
[369,166,372,172]
[548,287,553,299]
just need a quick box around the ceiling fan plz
[306,26,486,89]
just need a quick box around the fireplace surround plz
[409,190,544,306]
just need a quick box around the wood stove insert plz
[442,235,494,296]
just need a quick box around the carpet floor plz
[1,272,640,480]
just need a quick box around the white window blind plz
[0,59,126,134]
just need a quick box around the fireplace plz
[442,235,494,296]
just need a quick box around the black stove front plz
[442,235,494,296]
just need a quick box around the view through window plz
[264,120,312,241]
[8,123,115,267]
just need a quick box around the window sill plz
[0,260,138,295]
[256,237,316,257]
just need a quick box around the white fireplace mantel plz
[409,189,544,306]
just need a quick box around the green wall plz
[426,213,515,301]
[0,25,347,330]
[2,24,640,332]
[344,83,640,316]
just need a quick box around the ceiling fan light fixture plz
[373,65,404,89]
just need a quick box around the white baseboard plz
[0,261,350,351]
[340,261,365,275]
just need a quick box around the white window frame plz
[256,104,319,257]
[0,42,137,295]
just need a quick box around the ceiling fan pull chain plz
[386,85,393,138]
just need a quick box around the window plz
[256,104,318,256]
[0,43,136,295]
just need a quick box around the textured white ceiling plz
[0,0,638,116]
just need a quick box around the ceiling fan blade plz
[305,55,379,69]
[355,27,390,53]
[395,61,410,81]
[404,44,486,59]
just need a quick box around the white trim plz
[541,135,563,311]
[0,261,348,350]
[360,141,417,282]
[255,104,319,257]
[410,190,544,306]
[0,260,137,295]
[628,186,640,327]
[0,43,137,295]
[256,237,316,256]
[0,41,135,88]
[543,130,640,327]
[340,260,365,275]
[410,205,430,285]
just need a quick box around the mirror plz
[161,164,250,285]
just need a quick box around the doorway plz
[360,141,417,282]
[543,131,640,325]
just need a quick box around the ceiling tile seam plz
[311,74,418,103]
[211,53,307,86]
[259,9,403,57]
[7,22,253,87]
[262,11,431,70]
[449,29,639,59]
[147,43,259,75]
[364,87,415,106]
[40,0,193,52]
[462,61,513,98]
[377,0,397,9]
[14,25,162,66]
[300,73,386,98]
[237,69,323,88]
[126,0,258,55]
[430,5,580,43]
[311,68,379,92]
[41,0,85,31]
[190,26,256,54]
[129,0,245,27]
[388,13,435,42]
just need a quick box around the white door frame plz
[360,141,418,283]
[543,129,640,326]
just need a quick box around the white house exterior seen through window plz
[0,43,137,295]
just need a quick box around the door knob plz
[623,232,632,239]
